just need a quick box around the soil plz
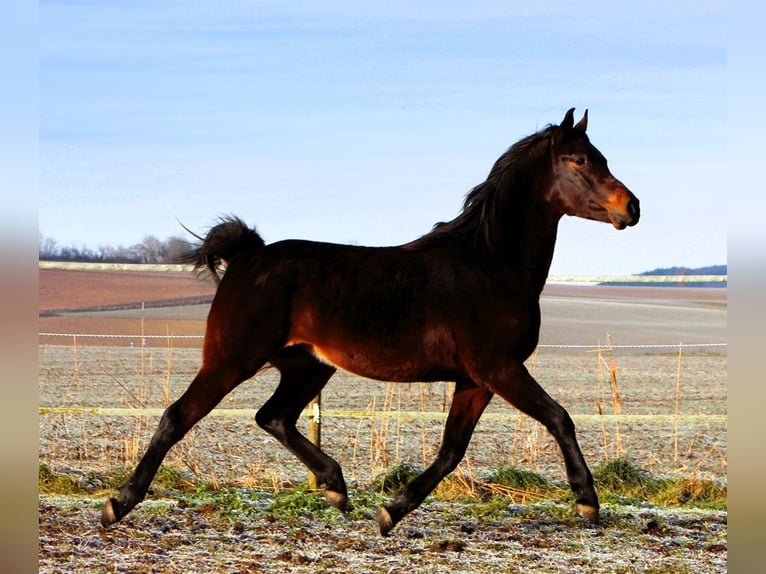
[39,269,216,313]
[39,495,726,574]
[39,269,215,348]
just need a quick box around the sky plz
[39,0,727,276]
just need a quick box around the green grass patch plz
[39,463,84,496]
[174,485,385,524]
[345,489,387,520]
[39,463,204,497]
[484,465,551,492]
[370,461,421,494]
[148,465,198,494]
[453,495,515,521]
[267,485,335,519]
[187,487,265,519]
[39,458,726,522]
[593,458,726,509]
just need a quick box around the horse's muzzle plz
[625,195,640,226]
[608,190,640,230]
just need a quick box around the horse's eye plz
[574,156,588,166]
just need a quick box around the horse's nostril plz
[628,197,640,219]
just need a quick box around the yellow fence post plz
[307,393,321,490]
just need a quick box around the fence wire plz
[39,332,727,351]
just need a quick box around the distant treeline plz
[38,234,729,286]
[39,233,194,264]
[600,265,727,288]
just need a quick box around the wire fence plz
[38,332,727,424]
[38,334,728,484]
[38,332,728,349]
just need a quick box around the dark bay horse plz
[101,108,639,535]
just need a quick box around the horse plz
[101,108,640,536]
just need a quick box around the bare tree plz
[39,232,195,263]
[165,236,193,262]
[133,235,167,263]
[39,234,58,259]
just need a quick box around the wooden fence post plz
[307,393,321,490]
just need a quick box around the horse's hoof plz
[575,502,599,525]
[376,506,394,537]
[101,498,119,527]
[325,490,348,512]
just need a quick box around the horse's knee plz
[254,410,281,435]
[153,402,187,444]
[543,405,576,439]
[435,448,464,477]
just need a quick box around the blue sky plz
[39,1,726,276]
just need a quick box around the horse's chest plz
[480,298,541,358]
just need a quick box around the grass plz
[40,457,726,523]
[370,461,421,494]
[485,465,551,491]
[39,463,85,496]
[593,458,727,510]
[40,462,202,497]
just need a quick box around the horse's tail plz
[177,216,265,284]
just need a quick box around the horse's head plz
[547,108,640,230]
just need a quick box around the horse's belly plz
[289,339,458,383]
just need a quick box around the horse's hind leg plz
[376,379,494,536]
[255,346,346,510]
[101,362,261,527]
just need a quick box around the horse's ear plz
[561,108,576,130]
[574,109,588,132]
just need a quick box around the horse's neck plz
[492,199,560,295]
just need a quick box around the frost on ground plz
[39,495,726,574]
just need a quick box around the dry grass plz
[591,336,624,460]
[39,338,727,491]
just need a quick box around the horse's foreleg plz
[484,361,599,524]
[100,365,252,527]
[255,347,345,510]
[376,380,493,536]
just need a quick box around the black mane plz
[407,125,556,251]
